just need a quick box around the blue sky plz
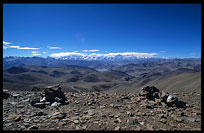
[3,4,201,58]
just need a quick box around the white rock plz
[167,95,177,103]
[40,97,46,102]
[51,102,61,107]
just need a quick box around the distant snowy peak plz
[53,52,159,60]
[59,55,150,60]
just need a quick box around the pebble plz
[110,104,114,107]
[73,120,79,124]
[3,89,201,131]
[139,121,145,125]
[188,118,196,123]
[9,102,17,105]
[114,126,120,130]
[23,123,30,127]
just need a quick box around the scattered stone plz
[3,88,201,131]
[23,98,30,103]
[82,125,87,130]
[51,102,61,107]
[115,118,122,123]
[8,102,17,105]
[147,124,154,130]
[160,118,167,124]
[16,104,24,108]
[40,84,66,104]
[7,114,21,121]
[20,126,26,130]
[24,123,30,127]
[73,120,79,124]
[30,98,41,106]
[5,123,12,127]
[35,111,46,116]
[87,109,96,116]
[33,102,48,109]
[140,86,160,101]
[110,103,114,108]
[3,89,10,99]
[33,120,40,123]
[31,87,41,91]
[175,118,183,123]
[50,112,66,119]
[99,105,106,108]
[135,126,141,130]
[12,93,20,98]
[188,118,196,123]
[139,121,145,125]
[167,95,178,106]
[127,118,138,125]
[114,126,120,130]
[27,125,38,130]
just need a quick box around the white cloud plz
[9,45,20,49]
[7,45,39,50]
[3,41,12,45]
[82,49,100,52]
[19,47,39,50]
[50,52,85,58]
[31,51,41,56]
[3,41,40,50]
[32,53,41,56]
[47,46,61,49]
[43,51,47,54]
[3,46,8,49]
[32,51,39,54]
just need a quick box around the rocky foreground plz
[3,86,201,131]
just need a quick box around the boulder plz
[30,98,41,106]
[3,89,10,99]
[40,84,66,104]
[160,91,169,103]
[31,87,41,91]
[139,86,186,109]
[140,86,160,101]
[166,95,178,107]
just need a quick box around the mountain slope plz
[3,65,132,92]
[105,71,201,93]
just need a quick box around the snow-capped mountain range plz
[50,52,160,60]
[3,55,200,70]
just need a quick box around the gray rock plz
[24,123,30,127]
[110,104,114,107]
[87,109,96,116]
[12,93,20,98]
[33,103,47,109]
[188,118,196,123]
[51,102,61,107]
[73,120,79,124]
[20,126,26,130]
[8,102,17,105]
[23,98,30,102]
[3,90,10,99]
[30,98,41,106]
[40,85,66,104]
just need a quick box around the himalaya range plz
[3,56,201,93]
[3,55,200,70]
